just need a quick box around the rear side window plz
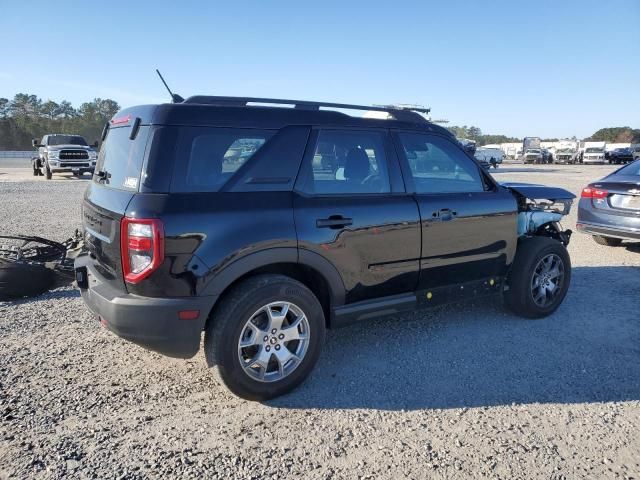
[95,126,150,191]
[171,128,273,192]
[616,161,640,176]
[299,130,391,195]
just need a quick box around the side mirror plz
[93,140,99,148]
[32,139,40,147]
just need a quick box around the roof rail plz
[182,96,431,123]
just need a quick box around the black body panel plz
[414,190,517,289]
[125,192,299,298]
[82,182,133,291]
[294,193,421,304]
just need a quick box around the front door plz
[393,131,517,290]
[294,128,421,304]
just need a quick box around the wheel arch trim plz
[201,247,346,307]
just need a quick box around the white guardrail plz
[0,151,34,158]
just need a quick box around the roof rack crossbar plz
[182,95,431,122]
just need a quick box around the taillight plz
[120,217,164,284]
[581,187,608,199]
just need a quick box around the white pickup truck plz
[581,141,607,164]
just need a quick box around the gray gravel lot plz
[1,162,639,479]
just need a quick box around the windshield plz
[557,148,575,153]
[526,149,541,154]
[616,161,640,176]
[47,135,88,146]
[585,147,604,153]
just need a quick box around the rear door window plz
[94,126,150,191]
[171,128,273,192]
[298,130,391,195]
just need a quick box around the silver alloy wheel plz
[530,253,565,307]
[237,301,310,383]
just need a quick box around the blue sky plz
[1,0,638,138]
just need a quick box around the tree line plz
[447,125,521,145]
[0,93,637,150]
[447,125,640,146]
[0,94,120,150]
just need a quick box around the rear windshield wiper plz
[95,170,111,183]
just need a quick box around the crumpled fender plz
[501,182,576,201]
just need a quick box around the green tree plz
[588,127,640,143]
[0,93,119,149]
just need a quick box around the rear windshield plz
[616,161,640,176]
[48,135,87,146]
[94,126,150,191]
[170,127,273,192]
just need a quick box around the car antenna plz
[155,69,184,103]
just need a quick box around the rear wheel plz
[592,235,622,247]
[504,236,571,319]
[204,274,325,400]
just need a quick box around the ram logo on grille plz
[59,150,89,160]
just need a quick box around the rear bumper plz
[576,221,640,241]
[75,254,217,358]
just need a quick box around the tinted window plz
[48,135,88,146]
[399,133,485,194]
[94,126,150,191]
[300,130,391,194]
[171,128,272,192]
[616,161,640,176]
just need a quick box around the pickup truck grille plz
[59,150,89,160]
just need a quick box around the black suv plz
[75,97,575,400]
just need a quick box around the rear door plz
[392,131,517,290]
[294,128,421,304]
[83,123,151,289]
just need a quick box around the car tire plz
[592,235,622,247]
[45,164,52,180]
[0,260,54,300]
[504,236,571,319]
[204,274,326,400]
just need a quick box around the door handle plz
[434,208,457,221]
[316,216,353,229]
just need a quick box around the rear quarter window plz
[170,128,273,193]
[94,126,150,191]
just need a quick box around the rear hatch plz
[82,119,151,290]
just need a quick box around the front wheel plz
[204,274,325,400]
[504,236,571,319]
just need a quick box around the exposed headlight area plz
[48,150,59,159]
[89,151,98,160]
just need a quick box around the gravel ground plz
[1,162,639,479]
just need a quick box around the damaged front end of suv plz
[503,183,575,246]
